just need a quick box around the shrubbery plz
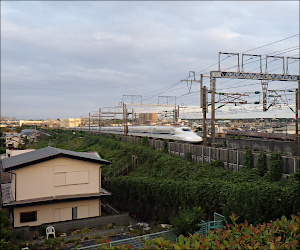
[145,214,300,249]
[35,130,299,225]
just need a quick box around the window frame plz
[20,211,37,223]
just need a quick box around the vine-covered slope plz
[35,130,300,224]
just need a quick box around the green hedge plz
[35,130,300,224]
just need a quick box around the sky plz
[1,1,299,120]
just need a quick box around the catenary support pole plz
[210,76,216,146]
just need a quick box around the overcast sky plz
[1,1,299,120]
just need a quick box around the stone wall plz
[12,213,134,240]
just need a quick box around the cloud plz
[1,1,299,119]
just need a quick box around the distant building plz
[273,125,299,135]
[19,119,60,128]
[5,134,24,149]
[139,113,158,125]
[19,120,45,127]
[60,118,83,128]
[1,147,111,227]
[6,149,36,158]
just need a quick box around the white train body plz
[74,126,203,143]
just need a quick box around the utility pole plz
[210,76,216,146]
[123,103,128,135]
[177,105,179,123]
[261,81,268,111]
[296,82,299,161]
[199,74,207,145]
[132,108,134,125]
[99,108,101,133]
[182,72,209,143]
[202,85,207,145]
[88,112,91,132]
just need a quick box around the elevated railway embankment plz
[214,137,297,156]
[226,131,296,141]
[94,132,299,176]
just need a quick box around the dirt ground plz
[20,220,169,249]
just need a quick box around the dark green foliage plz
[141,137,149,146]
[257,151,267,176]
[210,160,224,168]
[288,169,300,213]
[221,182,290,224]
[171,207,205,236]
[163,140,168,153]
[244,147,254,169]
[0,210,18,250]
[34,130,299,225]
[185,152,192,162]
[269,151,282,181]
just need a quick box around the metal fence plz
[75,213,225,249]
[195,212,226,237]
[75,230,176,250]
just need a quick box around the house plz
[0,146,111,227]
[5,134,24,149]
[6,149,36,158]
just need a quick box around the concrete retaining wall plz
[215,138,297,156]
[12,213,134,240]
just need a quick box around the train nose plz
[189,137,203,143]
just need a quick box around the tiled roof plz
[1,146,110,171]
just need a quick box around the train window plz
[182,128,191,131]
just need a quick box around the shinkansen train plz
[71,126,203,143]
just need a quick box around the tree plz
[0,210,18,250]
[269,151,282,181]
[244,147,254,169]
[257,151,267,176]
[171,206,205,236]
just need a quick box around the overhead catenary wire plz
[140,35,299,104]
[114,34,299,116]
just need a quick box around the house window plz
[72,207,77,220]
[20,211,37,223]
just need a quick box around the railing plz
[75,230,176,250]
[74,213,225,249]
[195,212,226,236]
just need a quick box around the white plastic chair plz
[46,226,56,239]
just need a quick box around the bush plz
[185,152,192,162]
[0,210,18,250]
[257,151,267,176]
[170,206,205,236]
[163,140,168,153]
[269,151,282,181]
[141,137,149,146]
[210,160,224,168]
[244,147,254,169]
[145,214,300,249]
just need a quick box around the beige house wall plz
[11,173,15,201]
[6,149,35,157]
[13,199,100,227]
[13,157,101,201]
